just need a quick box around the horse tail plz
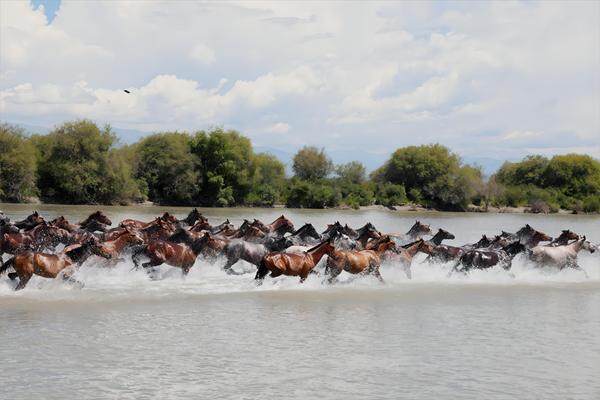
[0,256,15,276]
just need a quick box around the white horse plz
[529,237,593,271]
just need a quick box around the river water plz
[1,204,599,399]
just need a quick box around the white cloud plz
[0,0,598,163]
[266,122,290,133]
[189,44,216,65]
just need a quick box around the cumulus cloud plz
[0,0,598,164]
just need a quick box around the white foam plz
[1,250,598,301]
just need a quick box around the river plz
[1,204,599,399]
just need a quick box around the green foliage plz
[286,179,340,209]
[494,153,600,212]
[292,146,333,181]
[375,183,407,207]
[336,161,366,184]
[35,120,140,204]
[0,124,38,202]
[373,144,483,210]
[582,195,600,213]
[191,128,254,206]
[135,132,198,205]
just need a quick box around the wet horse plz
[429,229,455,245]
[14,211,45,231]
[391,220,432,244]
[453,241,526,273]
[0,239,110,290]
[529,237,592,272]
[325,241,396,283]
[222,236,292,273]
[131,234,207,276]
[256,240,335,283]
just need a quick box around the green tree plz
[191,128,253,206]
[336,161,366,184]
[135,132,198,205]
[246,153,286,206]
[35,120,139,204]
[292,146,333,181]
[372,144,481,210]
[0,123,38,202]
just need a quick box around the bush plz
[35,120,139,204]
[286,179,340,208]
[375,183,407,207]
[582,195,600,213]
[0,124,38,202]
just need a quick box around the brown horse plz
[120,212,176,230]
[252,215,295,236]
[429,229,455,245]
[99,229,145,261]
[256,240,334,282]
[326,244,390,283]
[0,239,111,290]
[132,235,206,275]
[14,211,45,231]
[548,230,579,246]
[391,220,432,244]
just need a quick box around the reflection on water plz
[1,204,599,399]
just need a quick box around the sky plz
[1,0,599,170]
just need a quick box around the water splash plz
[1,251,598,301]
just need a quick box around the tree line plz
[1,120,599,213]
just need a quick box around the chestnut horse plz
[132,234,206,275]
[325,242,395,283]
[0,239,111,290]
[256,240,334,282]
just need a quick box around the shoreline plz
[1,201,593,215]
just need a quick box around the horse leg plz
[131,247,145,270]
[182,264,192,276]
[327,266,342,284]
[567,261,588,278]
[254,260,269,281]
[8,272,18,280]
[370,263,385,284]
[223,255,240,275]
[15,273,32,291]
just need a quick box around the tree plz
[35,120,139,204]
[372,144,481,210]
[336,161,366,184]
[191,128,253,206]
[292,146,333,181]
[135,132,198,205]
[0,123,37,202]
[246,153,286,206]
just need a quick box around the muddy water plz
[1,204,599,399]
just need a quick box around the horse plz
[120,212,174,230]
[99,229,145,263]
[514,224,552,248]
[429,229,455,245]
[256,240,335,283]
[325,242,394,283]
[548,230,579,246]
[131,235,206,276]
[140,218,176,242]
[355,222,381,239]
[289,223,322,245]
[50,216,79,232]
[355,226,381,249]
[14,211,45,231]
[252,215,295,236]
[452,241,526,273]
[79,211,112,232]
[390,220,432,244]
[463,235,493,250]
[222,236,292,273]
[0,239,111,290]
[529,237,592,272]
[180,208,203,227]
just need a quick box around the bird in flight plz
[123,89,131,94]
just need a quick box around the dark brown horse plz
[256,240,334,282]
[0,239,111,290]
[548,230,579,246]
[252,215,295,236]
[391,220,432,244]
[429,229,455,245]
[453,241,526,273]
[131,235,206,275]
[14,211,45,231]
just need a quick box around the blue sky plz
[1,1,599,171]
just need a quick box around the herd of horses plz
[0,209,597,290]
